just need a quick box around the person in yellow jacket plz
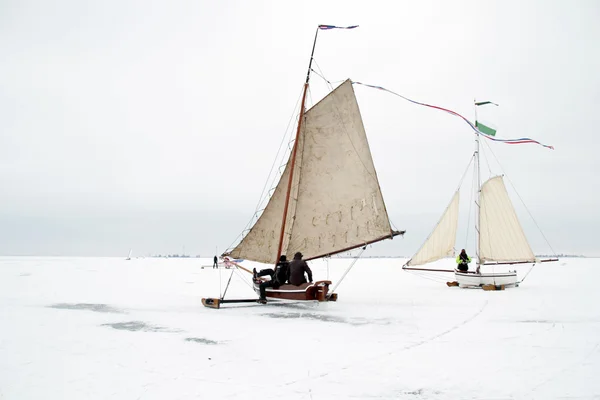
[456,249,471,272]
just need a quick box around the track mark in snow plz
[500,320,557,341]
[518,319,555,323]
[185,337,219,345]
[102,321,181,333]
[261,311,389,326]
[527,326,600,396]
[49,303,124,313]
[282,301,489,387]
[400,300,489,352]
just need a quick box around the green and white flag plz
[475,101,499,107]
[475,121,497,136]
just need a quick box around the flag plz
[353,81,554,150]
[475,101,499,107]
[476,121,497,136]
[318,25,359,30]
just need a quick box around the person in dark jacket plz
[253,255,290,303]
[456,249,471,272]
[288,252,312,286]
[213,255,218,269]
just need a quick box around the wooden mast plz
[274,27,320,264]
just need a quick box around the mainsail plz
[228,80,394,264]
[406,191,459,266]
[479,176,535,262]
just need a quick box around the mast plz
[274,27,320,264]
[474,99,481,271]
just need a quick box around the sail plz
[227,155,295,264]
[407,191,459,266]
[479,176,535,262]
[229,80,393,263]
[286,80,393,259]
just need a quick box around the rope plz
[519,263,536,283]
[353,81,555,150]
[224,86,305,253]
[221,269,236,300]
[480,139,558,257]
[299,68,402,234]
[328,246,367,296]
[234,266,257,290]
[404,268,451,284]
[479,140,493,178]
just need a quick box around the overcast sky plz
[1,0,598,258]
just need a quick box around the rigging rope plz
[353,81,555,150]
[219,264,259,300]
[224,86,305,253]
[303,67,403,234]
[327,246,367,296]
[519,263,536,283]
[479,140,493,178]
[235,267,256,291]
[221,269,235,300]
[480,139,558,257]
[404,268,450,284]
[219,261,222,297]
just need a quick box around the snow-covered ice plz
[1,256,598,399]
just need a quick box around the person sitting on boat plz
[288,252,313,286]
[253,255,290,303]
[456,249,471,272]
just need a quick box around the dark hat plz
[294,252,303,259]
[279,255,287,262]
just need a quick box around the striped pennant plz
[353,82,554,150]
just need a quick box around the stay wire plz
[221,268,236,300]
[224,86,305,253]
[480,139,558,256]
[328,246,367,296]
[305,64,401,236]
[404,268,450,284]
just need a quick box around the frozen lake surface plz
[1,256,599,399]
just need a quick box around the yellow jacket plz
[456,255,471,264]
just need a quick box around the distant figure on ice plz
[456,249,471,272]
[253,255,290,304]
[213,255,218,269]
[288,252,312,286]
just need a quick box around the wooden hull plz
[253,280,337,302]
[455,270,518,288]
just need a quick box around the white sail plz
[286,80,393,258]
[479,176,535,263]
[229,80,393,263]
[407,191,459,266]
[227,156,294,264]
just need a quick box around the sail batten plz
[229,79,394,264]
[407,191,460,266]
[479,176,535,262]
